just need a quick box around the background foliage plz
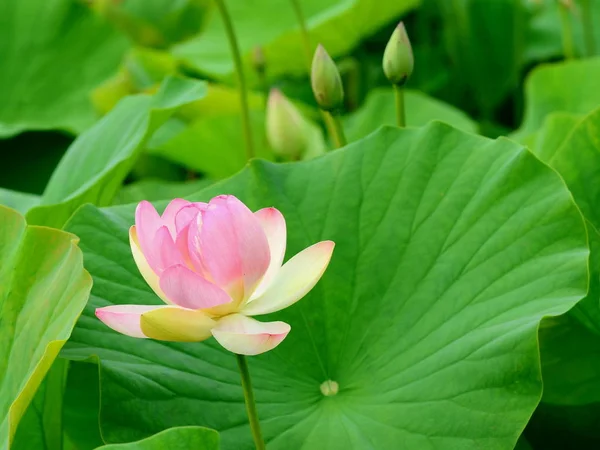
[2,0,600,449]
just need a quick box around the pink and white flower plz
[95,195,335,355]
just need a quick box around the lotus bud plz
[266,89,308,159]
[383,22,414,86]
[311,44,344,111]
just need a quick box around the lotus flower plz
[95,195,335,355]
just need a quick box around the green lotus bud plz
[383,22,414,86]
[311,44,344,111]
[266,88,308,158]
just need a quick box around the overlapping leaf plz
[25,76,207,228]
[0,207,92,449]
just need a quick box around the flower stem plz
[558,1,575,59]
[236,354,265,450]
[289,0,312,67]
[393,84,405,127]
[324,111,347,148]
[214,0,255,160]
[581,0,596,57]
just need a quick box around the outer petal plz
[140,306,216,342]
[159,264,233,309]
[135,201,162,262]
[249,207,287,300]
[195,195,270,300]
[95,304,167,338]
[242,241,335,316]
[211,314,290,355]
[130,226,170,304]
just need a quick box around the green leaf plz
[96,426,219,450]
[0,188,40,215]
[12,359,69,450]
[524,0,600,63]
[0,206,92,448]
[63,123,587,449]
[147,85,276,178]
[0,0,128,137]
[95,0,211,48]
[113,179,214,205]
[25,76,208,228]
[435,0,527,114]
[172,0,420,80]
[539,314,600,405]
[344,88,477,142]
[63,361,104,450]
[529,107,600,405]
[514,57,600,140]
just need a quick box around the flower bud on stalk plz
[266,89,308,159]
[311,44,344,111]
[383,22,414,86]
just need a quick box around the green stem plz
[289,0,312,68]
[558,1,575,59]
[236,354,265,450]
[394,85,405,127]
[581,0,596,57]
[324,111,347,148]
[214,0,255,159]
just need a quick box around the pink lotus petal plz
[250,207,287,299]
[159,264,233,309]
[129,226,170,304]
[211,314,290,355]
[95,304,167,338]
[243,241,334,316]
[175,203,206,234]
[196,196,270,301]
[135,201,162,264]
[150,226,184,274]
[161,198,191,237]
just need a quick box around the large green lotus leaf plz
[172,0,419,80]
[25,76,208,228]
[529,108,600,405]
[0,0,128,138]
[514,58,600,140]
[344,88,477,142]
[0,206,92,449]
[62,123,587,449]
[96,427,219,450]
